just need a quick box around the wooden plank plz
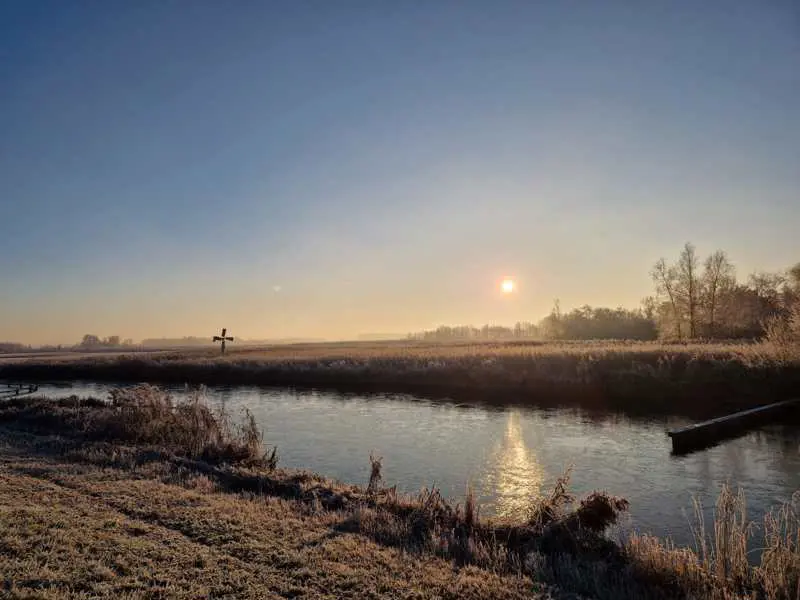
[668,399,800,455]
[669,399,800,436]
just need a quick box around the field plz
[1,389,798,599]
[2,339,800,418]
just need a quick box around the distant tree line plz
[539,304,657,341]
[409,244,800,342]
[0,342,29,353]
[407,322,539,341]
[78,334,134,348]
[139,336,212,347]
[0,342,72,353]
[409,308,656,342]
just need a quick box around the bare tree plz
[788,263,800,291]
[677,243,701,338]
[641,296,657,321]
[651,258,682,339]
[702,250,735,337]
[80,334,101,348]
[748,271,786,301]
[785,263,800,308]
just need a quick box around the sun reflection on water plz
[481,410,546,520]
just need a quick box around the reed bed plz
[3,340,800,418]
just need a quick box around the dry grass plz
[764,305,800,362]
[367,451,383,497]
[626,485,800,600]
[3,339,800,418]
[0,384,270,466]
[0,446,557,599]
[1,388,798,599]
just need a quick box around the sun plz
[501,278,515,294]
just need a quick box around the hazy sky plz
[1,1,798,344]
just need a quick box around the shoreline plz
[2,340,800,419]
[0,390,798,599]
[0,430,553,600]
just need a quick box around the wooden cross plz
[212,327,234,354]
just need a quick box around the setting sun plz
[501,278,515,294]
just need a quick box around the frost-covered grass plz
[1,388,798,599]
[0,385,272,466]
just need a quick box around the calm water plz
[17,381,800,547]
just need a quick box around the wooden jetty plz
[668,399,800,455]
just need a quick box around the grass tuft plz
[624,484,800,600]
[528,465,575,529]
[367,452,383,496]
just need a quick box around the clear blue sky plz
[1,1,798,344]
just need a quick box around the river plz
[16,380,800,548]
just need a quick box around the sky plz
[1,1,798,345]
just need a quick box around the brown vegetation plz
[628,485,800,600]
[0,387,798,598]
[0,443,552,599]
[3,339,800,419]
[0,384,271,466]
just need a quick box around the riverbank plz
[0,436,552,599]
[2,340,800,418]
[1,389,798,599]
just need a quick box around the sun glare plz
[501,278,515,294]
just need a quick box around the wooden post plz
[212,327,234,355]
